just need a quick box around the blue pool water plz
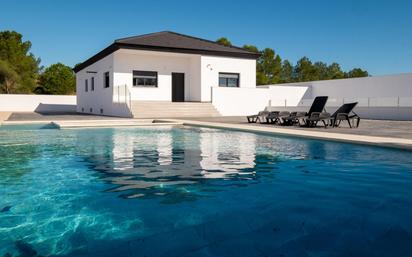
[1,125,412,257]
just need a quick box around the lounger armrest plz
[319,112,331,119]
[336,113,349,120]
[309,112,322,119]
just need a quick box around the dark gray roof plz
[74,31,260,72]
[115,31,258,55]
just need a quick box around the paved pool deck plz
[2,112,412,150]
[177,116,412,140]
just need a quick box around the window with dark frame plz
[91,77,95,91]
[104,72,110,88]
[219,73,240,87]
[85,79,88,92]
[133,70,158,87]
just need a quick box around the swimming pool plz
[1,125,412,256]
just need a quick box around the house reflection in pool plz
[75,126,284,201]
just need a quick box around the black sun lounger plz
[275,111,292,125]
[247,110,270,123]
[289,96,329,126]
[266,111,280,124]
[307,102,360,128]
[281,111,308,126]
[330,102,360,128]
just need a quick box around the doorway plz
[172,73,185,102]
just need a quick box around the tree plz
[243,45,263,85]
[37,63,75,95]
[0,31,40,93]
[294,57,319,82]
[327,63,345,79]
[216,37,232,47]
[221,37,370,84]
[242,44,259,53]
[313,61,329,80]
[0,60,19,93]
[280,60,294,83]
[346,68,369,78]
[257,48,282,85]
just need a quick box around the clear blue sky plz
[1,0,411,75]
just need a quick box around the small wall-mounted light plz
[206,64,213,71]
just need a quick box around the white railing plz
[113,84,132,115]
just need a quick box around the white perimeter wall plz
[282,73,412,99]
[212,73,412,120]
[0,94,76,112]
[212,86,308,116]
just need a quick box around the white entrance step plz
[131,101,221,118]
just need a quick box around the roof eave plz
[117,43,260,59]
[74,43,260,73]
[73,43,120,73]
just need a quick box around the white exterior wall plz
[113,49,201,102]
[111,50,256,103]
[76,49,257,116]
[201,56,256,102]
[0,94,76,112]
[75,53,128,116]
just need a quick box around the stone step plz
[130,101,221,118]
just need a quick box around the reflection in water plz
[78,127,282,201]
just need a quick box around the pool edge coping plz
[0,119,183,129]
[158,119,412,151]
[2,118,411,150]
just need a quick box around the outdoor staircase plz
[130,101,221,119]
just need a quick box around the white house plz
[74,31,259,117]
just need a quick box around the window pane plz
[104,72,109,88]
[145,78,156,86]
[219,73,239,87]
[228,78,238,87]
[137,78,145,85]
[133,70,157,87]
[219,77,227,87]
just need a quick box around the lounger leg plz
[322,120,327,128]
[347,117,352,128]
